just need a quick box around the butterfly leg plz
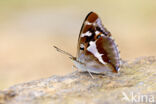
[86,69,94,79]
[73,60,94,79]
[72,63,94,79]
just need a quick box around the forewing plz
[77,12,121,72]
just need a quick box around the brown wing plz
[77,12,110,56]
[77,12,121,72]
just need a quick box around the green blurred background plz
[0,0,156,89]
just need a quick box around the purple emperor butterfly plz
[54,12,121,77]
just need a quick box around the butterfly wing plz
[76,12,121,72]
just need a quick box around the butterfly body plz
[54,12,121,75]
[73,56,115,74]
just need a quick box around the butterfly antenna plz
[53,46,74,59]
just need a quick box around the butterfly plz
[54,12,121,78]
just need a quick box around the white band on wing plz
[81,31,92,37]
[85,21,92,25]
[87,41,106,64]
